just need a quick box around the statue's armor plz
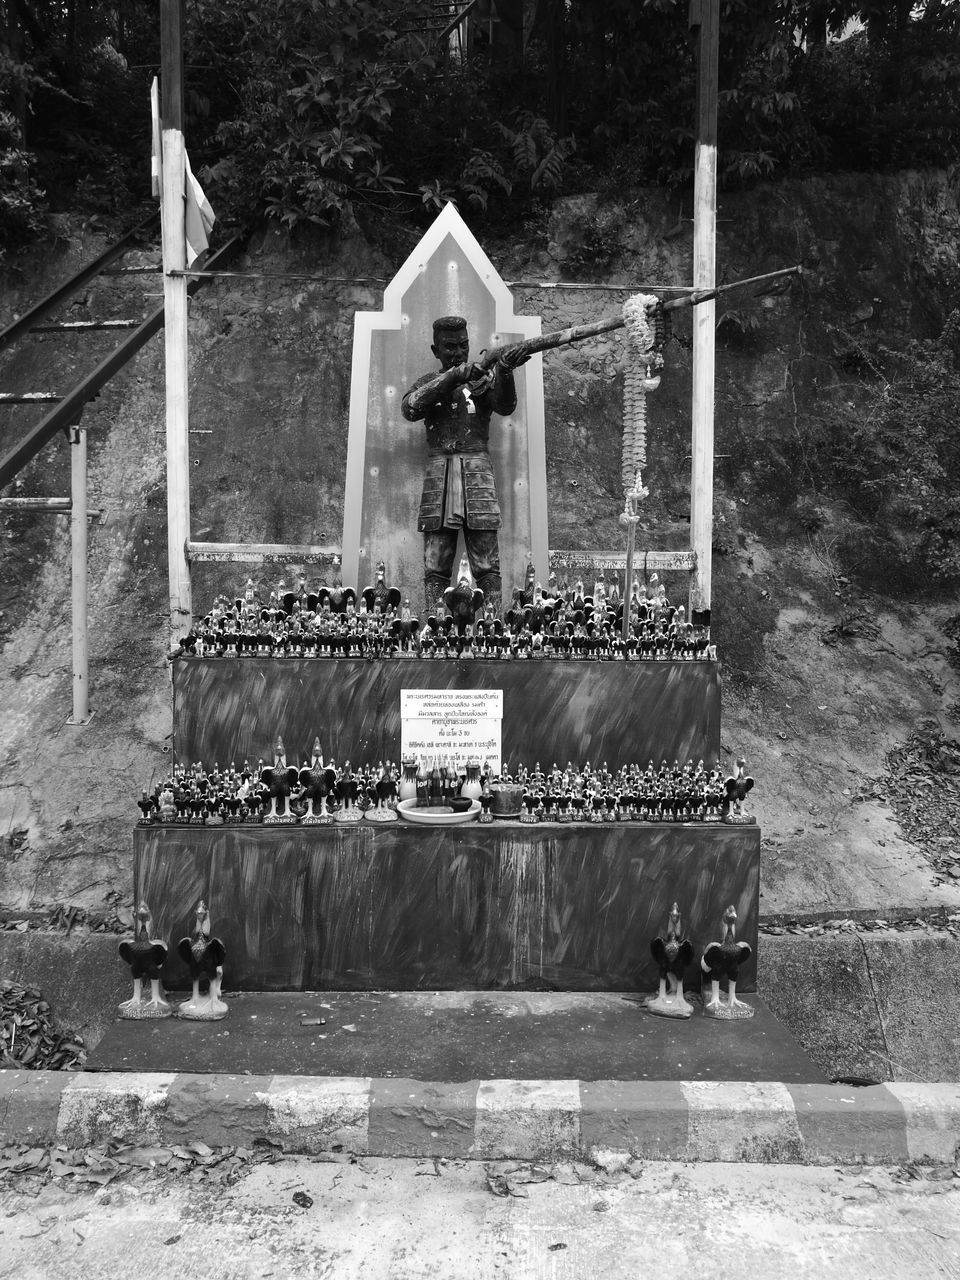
[401,368,517,532]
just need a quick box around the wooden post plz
[160,0,192,650]
[67,425,91,724]
[689,0,719,618]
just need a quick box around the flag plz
[184,150,216,266]
[150,78,161,200]
[150,75,216,265]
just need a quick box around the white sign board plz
[401,689,503,771]
[549,549,697,574]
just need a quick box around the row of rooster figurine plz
[176,559,715,663]
[117,899,753,1024]
[138,747,757,826]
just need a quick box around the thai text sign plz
[401,689,503,771]
[549,549,696,575]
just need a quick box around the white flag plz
[184,150,216,266]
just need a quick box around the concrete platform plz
[85,990,821,1083]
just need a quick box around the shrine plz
[110,0,803,1058]
[127,194,769,1004]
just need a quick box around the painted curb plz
[2,1074,959,1165]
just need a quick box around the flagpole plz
[160,0,192,652]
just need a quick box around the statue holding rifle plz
[401,315,529,618]
[400,268,800,619]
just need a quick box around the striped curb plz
[2,1073,959,1165]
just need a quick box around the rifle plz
[472,264,802,373]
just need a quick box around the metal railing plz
[0,226,243,722]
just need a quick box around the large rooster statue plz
[645,902,694,1020]
[723,758,755,823]
[700,905,754,1020]
[261,736,300,824]
[177,901,228,1021]
[299,740,338,824]
[118,902,171,1019]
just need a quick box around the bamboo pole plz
[160,0,192,652]
[689,0,720,618]
[472,266,798,372]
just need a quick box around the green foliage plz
[188,0,431,229]
[0,55,47,254]
[3,0,960,244]
[0,106,47,255]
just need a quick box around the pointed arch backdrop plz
[342,204,548,604]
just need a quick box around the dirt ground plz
[1,1154,959,1280]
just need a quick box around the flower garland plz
[620,293,663,525]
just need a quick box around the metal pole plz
[688,0,719,619]
[67,425,91,725]
[160,0,193,652]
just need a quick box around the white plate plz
[397,798,481,826]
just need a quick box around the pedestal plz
[134,821,759,992]
[172,657,721,768]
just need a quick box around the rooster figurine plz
[700,905,754,1020]
[177,901,228,1020]
[443,557,484,634]
[118,902,171,1019]
[261,736,300,824]
[316,554,356,615]
[362,560,402,617]
[645,902,694,1019]
[299,738,338,824]
[723,758,756,823]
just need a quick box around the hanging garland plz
[620,293,664,526]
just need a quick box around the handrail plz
[0,234,243,490]
[435,0,482,45]
[0,212,159,355]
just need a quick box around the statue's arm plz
[401,366,468,421]
[490,361,519,417]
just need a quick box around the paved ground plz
[2,1154,960,1279]
[85,991,824,1083]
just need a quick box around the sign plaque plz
[401,689,503,771]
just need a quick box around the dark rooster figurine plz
[645,902,695,1019]
[177,901,228,1020]
[391,600,420,655]
[316,554,356,615]
[299,738,338,825]
[723,758,756,823]
[362,559,402,617]
[261,735,300,824]
[443,556,484,634]
[700,905,754,1020]
[118,902,171,1019]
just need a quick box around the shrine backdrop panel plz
[343,206,548,602]
[172,658,722,768]
[134,823,758,992]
